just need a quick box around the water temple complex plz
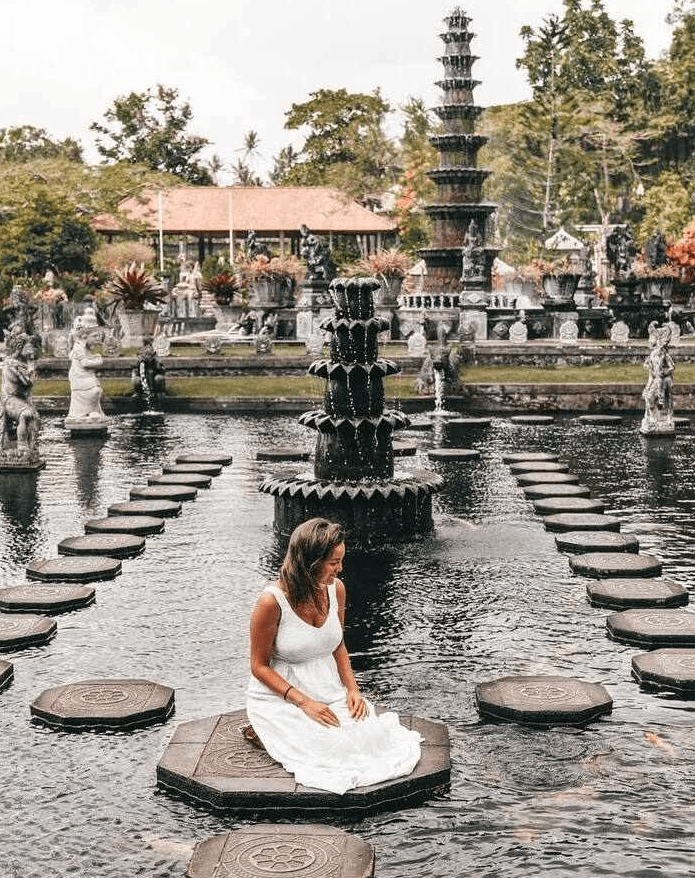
[3,7,695,878]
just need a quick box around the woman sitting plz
[246,517,421,795]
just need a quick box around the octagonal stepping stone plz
[607,609,695,647]
[570,551,662,579]
[148,472,211,489]
[108,499,181,519]
[85,515,164,536]
[255,448,312,461]
[0,613,57,651]
[186,825,374,878]
[523,483,590,499]
[163,462,223,476]
[534,497,605,516]
[543,513,621,533]
[517,471,579,486]
[503,452,558,463]
[632,649,695,693]
[510,415,554,424]
[674,417,690,427]
[577,415,622,425]
[157,709,450,816]
[448,418,492,427]
[30,678,175,731]
[58,533,145,559]
[587,579,688,610]
[427,448,481,462]
[26,556,121,583]
[509,461,568,474]
[555,531,639,554]
[393,442,417,457]
[475,675,612,727]
[176,452,232,466]
[0,660,13,691]
[0,583,95,614]
[406,420,434,431]
[129,484,197,502]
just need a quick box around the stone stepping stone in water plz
[176,452,232,466]
[157,709,450,817]
[0,660,13,691]
[543,513,621,533]
[58,533,145,559]
[509,461,568,474]
[632,649,695,694]
[448,418,492,427]
[555,531,639,554]
[393,442,418,457]
[510,415,555,425]
[427,448,481,462]
[255,448,312,461]
[534,497,605,516]
[607,609,695,647]
[186,825,375,878]
[129,484,197,502]
[148,473,212,489]
[163,462,223,476]
[674,417,690,427]
[405,421,434,431]
[587,579,688,610]
[576,415,623,425]
[523,483,591,499]
[516,471,579,486]
[502,452,558,463]
[26,556,121,583]
[570,551,662,579]
[0,613,57,651]
[85,515,165,536]
[108,499,182,519]
[30,678,175,731]
[0,583,95,614]
[475,675,612,727]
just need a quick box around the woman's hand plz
[346,688,367,721]
[298,697,340,728]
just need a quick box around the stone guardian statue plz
[64,317,109,435]
[0,325,44,469]
[640,322,675,435]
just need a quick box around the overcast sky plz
[0,0,676,181]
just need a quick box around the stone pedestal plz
[551,310,578,340]
[295,307,332,342]
[459,304,488,341]
[64,417,109,437]
[296,279,332,309]
[0,450,46,472]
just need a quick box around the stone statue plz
[509,311,528,344]
[246,229,269,259]
[299,224,335,282]
[0,325,43,465]
[610,320,630,345]
[64,317,109,434]
[414,352,435,395]
[132,336,166,406]
[606,226,636,278]
[559,317,579,345]
[460,219,485,282]
[190,261,203,293]
[640,323,675,435]
[255,324,274,355]
[646,229,668,270]
[2,285,41,352]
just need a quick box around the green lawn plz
[459,363,695,384]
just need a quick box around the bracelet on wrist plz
[282,684,293,700]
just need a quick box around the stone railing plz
[399,293,462,309]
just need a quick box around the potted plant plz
[632,258,679,301]
[358,248,411,305]
[535,257,581,305]
[105,263,166,346]
[240,255,303,308]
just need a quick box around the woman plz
[246,517,421,795]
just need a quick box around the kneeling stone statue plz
[0,325,45,469]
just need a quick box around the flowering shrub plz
[238,254,303,285]
[358,248,411,278]
[631,258,678,279]
[106,263,165,310]
[667,219,695,282]
[204,272,239,305]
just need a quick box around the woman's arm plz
[249,591,340,727]
[333,579,367,720]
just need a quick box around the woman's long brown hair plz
[280,518,345,609]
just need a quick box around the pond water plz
[2,412,695,878]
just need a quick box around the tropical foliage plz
[105,264,165,310]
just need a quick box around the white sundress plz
[246,581,422,795]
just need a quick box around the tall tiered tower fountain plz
[401,7,497,341]
[261,277,442,546]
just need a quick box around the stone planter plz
[249,277,291,308]
[541,273,579,305]
[214,304,238,330]
[376,274,404,306]
[120,309,158,348]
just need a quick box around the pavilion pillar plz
[279,230,285,257]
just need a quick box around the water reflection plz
[69,434,106,511]
[0,471,41,566]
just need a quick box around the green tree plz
[280,88,397,200]
[0,190,97,276]
[0,126,82,163]
[269,145,300,185]
[90,84,213,185]
[392,97,437,254]
[636,171,694,245]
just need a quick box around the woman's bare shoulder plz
[252,588,281,616]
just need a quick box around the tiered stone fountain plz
[261,277,442,545]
